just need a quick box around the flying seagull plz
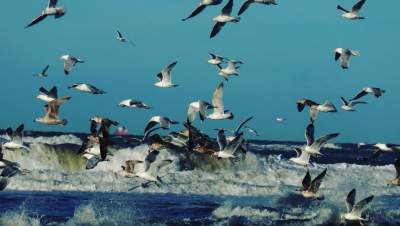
[90,116,119,138]
[208,53,228,65]
[34,100,68,126]
[187,100,215,123]
[238,0,278,16]
[340,97,366,111]
[214,132,244,159]
[337,0,367,20]
[207,82,234,120]
[334,48,360,69]
[342,188,374,222]
[119,99,151,109]
[350,87,385,101]
[36,86,71,103]
[3,124,29,150]
[60,55,84,75]
[144,116,178,133]
[297,99,337,122]
[389,158,400,186]
[225,116,254,141]
[116,31,135,46]
[276,117,286,122]
[68,83,106,94]
[182,0,223,21]
[210,0,240,39]
[216,60,243,81]
[0,144,26,178]
[33,65,50,77]
[299,168,327,199]
[154,61,178,88]
[25,0,66,28]
[290,147,312,167]
[304,122,339,155]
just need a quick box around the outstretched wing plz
[238,0,254,16]
[305,122,315,146]
[217,129,227,151]
[346,188,356,213]
[340,97,348,106]
[144,120,159,134]
[350,90,368,101]
[233,116,253,135]
[25,14,48,28]
[212,82,225,114]
[352,0,366,12]
[221,0,234,15]
[210,22,226,38]
[313,133,339,148]
[182,4,207,21]
[48,0,58,8]
[351,195,374,217]
[302,169,311,191]
[310,168,327,193]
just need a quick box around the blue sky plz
[0,0,399,143]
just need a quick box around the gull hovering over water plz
[334,48,360,69]
[60,55,84,75]
[340,97,366,111]
[342,188,374,222]
[33,65,50,77]
[214,132,244,159]
[350,87,385,101]
[299,168,327,200]
[119,99,151,109]
[238,0,278,16]
[208,53,227,65]
[35,100,68,126]
[290,147,311,167]
[297,99,337,122]
[3,124,29,150]
[36,86,71,103]
[303,122,339,156]
[187,100,214,123]
[207,82,234,120]
[389,158,400,186]
[337,0,367,20]
[116,31,135,46]
[182,0,223,21]
[210,0,240,39]
[144,116,178,133]
[68,83,106,94]
[25,0,66,28]
[154,61,178,88]
[216,60,243,81]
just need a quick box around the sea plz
[0,131,399,226]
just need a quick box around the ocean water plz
[0,132,399,226]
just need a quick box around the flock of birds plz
[0,0,399,224]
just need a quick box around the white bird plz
[36,86,71,103]
[154,61,178,88]
[25,0,66,28]
[226,116,253,141]
[60,55,84,75]
[68,83,106,95]
[33,65,50,77]
[210,0,240,38]
[207,82,234,120]
[119,99,151,109]
[214,132,244,159]
[340,97,366,111]
[131,149,173,183]
[334,48,360,69]
[208,53,227,65]
[299,168,327,199]
[187,100,214,123]
[337,0,367,20]
[342,188,374,222]
[309,101,338,122]
[3,124,29,150]
[238,0,278,16]
[116,31,135,46]
[290,147,311,167]
[182,0,223,21]
[350,87,385,101]
[303,122,339,155]
[35,100,68,126]
[276,117,286,122]
[216,60,243,81]
[144,116,178,133]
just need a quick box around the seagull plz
[296,99,319,112]
[119,99,151,109]
[0,144,24,178]
[303,122,339,156]
[154,61,178,88]
[36,86,71,103]
[337,0,367,20]
[187,100,214,123]
[33,65,50,77]
[60,55,84,75]
[350,87,385,101]
[299,168,327,199]
[130,149,173,183]
[342,188,374,222]
[68,83,106,94]
[214,132,244,159]
[276,117,286,122]
[216,60,243,81]
[225,116,253,141]
[389,158,400,186]
[297,99,337,122]
[207,82,234,120]
[340,97,367,111]
[90,116,119,138]
[290,147,312,167]
[366,143,400,160]
[119,160,137,178]
[208,53,227,65]
[25,0,66,28]
[334,48,360,69]
[144,116,178,133]
[116,31,135,46]
[210,0,240,39]
[182,0,223,21]
[34,99,68,126]
[238,0,278,16]
[3,124,30,150]
[130,127,162,145]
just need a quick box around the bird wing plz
[346,189,356,213]
[143,127,161,143]
[5,128,13,140]
[395,158,400,178]
[350,101,367,106]
[212,82,225,114]
[238,0,254,15]
[99,137,108,161]
[13,124,24,143]
[309,108,318,122]
[42,65,50,74]
[352,0,366,12]
[302,169,311,191]
[209,53,217,59]
[48,86,58,99]
[182,4,207,21]
[144,120,159,133]
[90,120,98,135]
[309,168,327,193]
[305,122,315,146]
[25,14,48,28]
[187,103,199,123]
[221,0,234,15]
[210,22,226,38]
[160,61,177,83]
[217,129,227,151]
[335,52,341,61]
[351,195,374,217]
[350,90,368,101]
[63,59,74,74]
[233,116,253,135]
[225,133,243,154]
[340,97,348,106]
[293,147,302,158]
[312,133,339,149]
[117,30,123,38]
[48,0,58,8]
[46,101,60,119]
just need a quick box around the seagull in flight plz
[340,97,366,111]
[154,61,178,88]
[350,87,385,101]
[214,132,244,159]
[36,86,71,103]
[68,83,106,95]
[210,0,240,39]
[216,60,243,81]
[342,188,374,222]
[297,99,337,122]
[60,55,84,75]
[187,100,214,123]
[182,0,223,21]
[208,53,228,66]
[33,65,50,77]
[299,168,327,200]
[116,31,135,46]
[303,122,339,156]
[119,99,151,109]
[207,82,234,120]
[34,100,68,126]
[238,0,278,16]
[25,0,66,28]
[290,147,311,167]
[2,124,30,150]
[337,0,367,20]
[334,48,360,69]
[144,116,178,133]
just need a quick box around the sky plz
[0,0,399,143]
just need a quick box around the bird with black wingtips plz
[3,124,30,150]
[290,147,312,167]
[350,87,385,101]
[33,65,50,77]
[342,188,374,222]
[210,0,240,38]
[34,100,68,126]
[216,60,243,81]
[213,132,244,159]
[119,99,151,109]
[182,0,223,21]
[238,0,277,16]
[36,86,71,103]
[60,55,84,75]
[337,0,367,20]
[144,116,178,134]
[207,82,234,120]
[68,83,106,95]
[154,61,179,88]
[303,122,339,156]
[340,97,366,111]
[116,30,135,46]
[299,168,327,199]
[208,53,228,65]
[25,0,66,28]
[334,48,360,69]
[187,100,214,123]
